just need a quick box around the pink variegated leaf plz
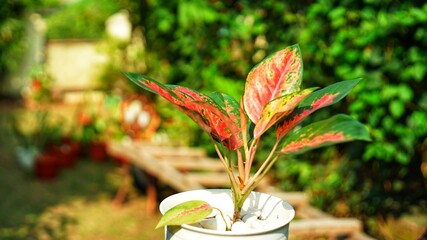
[193,99,242,150]
[276,79,361,140]
[253,88,315,139]
[125,72,213,132]
[280,114,370,155]
[208,92,243,149]
[243,44,303,124]
[208,92,241,127]
[125,73,241,150]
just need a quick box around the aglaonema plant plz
[125,44,370,229]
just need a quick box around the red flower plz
[31,79,42,91]
[78,112,92,126]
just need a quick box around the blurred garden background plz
[0,0,426,239]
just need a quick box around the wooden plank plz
[157,155,219,162]
[290,218,363,238]
[352,232,377,240]
[297,205,334,219]
[107,140,203,192]
[117,140,207,158]
[186,172,232,187]
[158,157,225,171]
[141,145,207,158]
[265,190,310,209]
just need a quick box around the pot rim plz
[159,189,295,236]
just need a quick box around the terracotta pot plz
[89,141,107,162]
[69,141,82,157]
[159,189,295,240]
[61,137,82,156]
[54,140,81,168]
[35,152,59,180]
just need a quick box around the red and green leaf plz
[243,44,303,124]
[208,92,243,149]
[156,200,212,229]
[125,73,242,150]
[280,114,371,155]
[276,79,361,140]
[253,88,315,139]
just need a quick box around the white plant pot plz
[159,189,295,240]
[15,146,39,171]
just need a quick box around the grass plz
[0,106,164,240]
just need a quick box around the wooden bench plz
[106,139,375,239]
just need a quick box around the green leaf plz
[280,114,371,155]
[243,44,303,124]
[156,200,212,229]
[389,100,405,118]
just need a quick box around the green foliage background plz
[45,0,121,39]
[0,0,54,80]
[132,0,427,234]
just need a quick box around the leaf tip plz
[155,221,164,229]
[155,200,212,229]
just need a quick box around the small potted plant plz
[125,44,370,239]
[12,110,64,180]
[76,109,108,162]
[23,65,54,108]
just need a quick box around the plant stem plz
[237,150,245,186]
[231,187,252,222]
[242,139,280,194]
[212,207,230,231]
[244,138,259,184]
[210,135,228,168]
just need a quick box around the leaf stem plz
[242,139,280,193]
[244,138,259,184]
[237,149,245,187]
[210,135,228,168]
[212,207,230,231]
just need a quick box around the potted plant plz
[12,110,65,179]
[125,44,370,239]
[49,136,82,168]
[76,108,108,162]
[23,65,54,108]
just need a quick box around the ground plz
[0,105,164,240]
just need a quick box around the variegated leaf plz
[208,92,243,150]
[253,88,315,139]
[280,114,371,155]
[156,200,212,229]
[126,72,212,132]
[125,73,242,150]
[276,79,361,140]
[243,45,303,124]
